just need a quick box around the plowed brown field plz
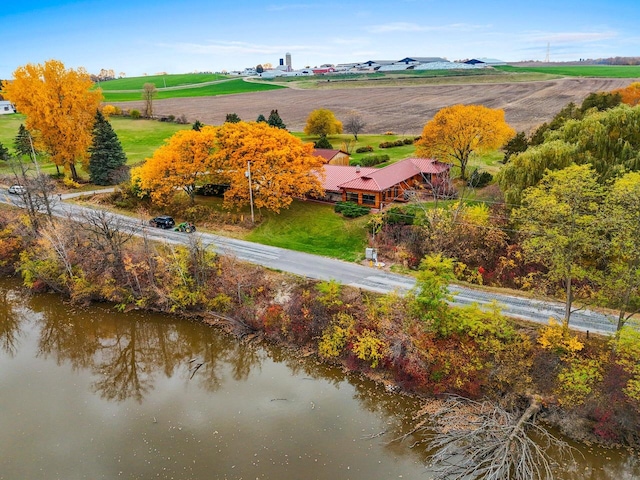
[112,77,636,134]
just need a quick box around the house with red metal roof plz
[315,158,451,208]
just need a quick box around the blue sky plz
[1,0,638,78]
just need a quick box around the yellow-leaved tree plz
[415,104,515,180]
[132,126,218,206]
[212,121,325,212]
[1,60,103,181]
[304,108,343,137]
[133,122,325,213]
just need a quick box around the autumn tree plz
[304,108,343,137]
[211,121,325,213]
[599,171,640,330]
[499,104,640,205]
[513,164,604,329]
[88,110,128,185]
[267,109,286,129]
[132,126,218,206]
[1,60,102,181]
[613,81,640,106]
[344,112,366,140]
[142,82,157,118]
[415,104,514,180]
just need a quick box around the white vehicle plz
[8,185,26,195]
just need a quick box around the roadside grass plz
[102,78,284,102]
[495,65,640,78]
[245,200,370,261]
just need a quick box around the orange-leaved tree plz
[612,82,640,107]
[212,121,325,213]
[1,60,103,181]
[415,104,515,180]
[132,126,218,206]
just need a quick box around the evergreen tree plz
[267,109,286,129]
[0,141,10,161]
[14,124,35,157]
[225,113,241,123]
[192,120,203,131]
[314,135,333,149]
[502,131,528,163]
[88,110,128,185]
[256,114,267,123]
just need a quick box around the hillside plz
[110,77,636,134]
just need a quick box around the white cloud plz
[523,30,618,44]
[266,3,319,11]
[366,22,490,34]
[156,41,319,56]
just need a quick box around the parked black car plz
[149,215,175,229]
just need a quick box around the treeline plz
[0,207,638,447]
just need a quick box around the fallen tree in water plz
[394,395,576,480]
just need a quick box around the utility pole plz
[246,161,255,224]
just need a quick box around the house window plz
[346,192,359,203]
[362,194,376,206]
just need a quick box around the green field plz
[101,78,285,102]
[97,73,228,90]
[495,65,640,78]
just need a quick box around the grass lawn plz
[0,114,190,169]
[295,133,418,166]
[110,117,191,165]
[245,200,370,262]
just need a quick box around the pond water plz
[0,279,638,479]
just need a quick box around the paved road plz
[3,190,619,335]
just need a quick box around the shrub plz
[403,138,414,145]
[175,114,189,124]
[384,131,395,135]
[129,109,141,119]
[314,135,333,149]
[467,169,494,188]
[63,177,82,189]
[360,154,390,167]
[355,146,374,153]
[102,105,117,117]
[335,201,370,218]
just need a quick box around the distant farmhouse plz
[241,54,501,78]
[0,101,16,115]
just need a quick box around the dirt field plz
[112,77,636,135]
